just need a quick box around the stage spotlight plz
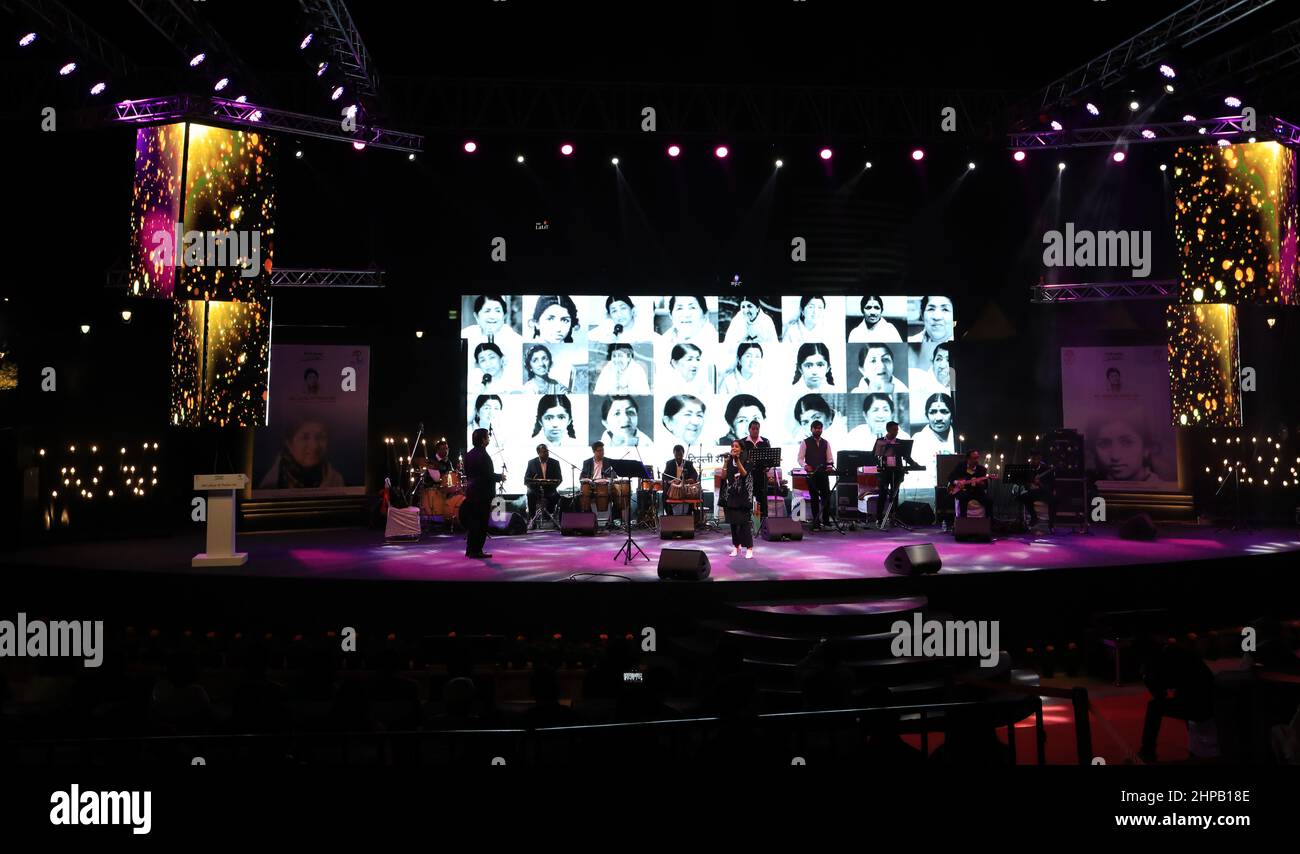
[299,33,314,50]
[408,153,416,161]
[1128,99,1139,111]
[189,52,206,67]
[249,110,262,122]
[214,77,229,91]
[1050,120,1063,131]
[560,143,574,156]
[1159,64,1176,78]
[1248,136,1257,143]
[316,61,328,77]
[463,140,477,153]
[864,161,873,169]
[1164,83,1175,94]
[1225,96,1242,108]
[967,161,976,170]
[611,157,619,166]
[1141,129,1156,139]
[1057,161,1066,171]
[911,148,925,161]
[819,148,833,160]
[79,324,90,334]
[775,159,784,168]
[120,311,132,323]
[1182,114,1197,121]
[1085,102,1100,116]
[1198,127,1208,135]
[1268,317,1277,328]
[1217,139,1231,147]
[235,95,247,103]
[1012,150,1026,162]
[1112,151,1126,163]
[667,144,681,158]
[1160,163,1167,171]
[714,145,729,159]
[58,62,76,76]
[415,330,424,339]
[330,85,344,100]
[516,154,525,164]
[295,149,304,159]
[18,32,36,47]
[352,141,365,150]
[89,82,106,95]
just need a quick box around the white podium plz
[193,474,249,567]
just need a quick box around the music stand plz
[875,439,920,532]
[747,447,782,529]
[525,478,562,530]
[608,458,651,564]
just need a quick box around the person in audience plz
[1138,641,1215,763]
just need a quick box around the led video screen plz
[1167,303,1242,428]
[462,294,957,494]
[170,298,272,428]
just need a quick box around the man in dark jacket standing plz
[463,427,501,558]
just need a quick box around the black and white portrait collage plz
[462,294,957,494]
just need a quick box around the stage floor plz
[6,521,1300,584]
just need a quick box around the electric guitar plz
[948,473,998,495]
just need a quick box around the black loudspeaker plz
[489,511,528,535]
[953,516,992,542]
[657,548,711,581]
[560,512,597,535]
[659,515,695,540]
[760,516,804,541]
[898,501,936,526]
[885,543,942,575]
[1119,512,1158,541]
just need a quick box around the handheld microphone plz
[481,374,491,386]
[613,323,624,336]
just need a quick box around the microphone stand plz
[630,439,656,532]
[548,450,581,518]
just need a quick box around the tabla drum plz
[683,481,702,501]
[580,479,611,512]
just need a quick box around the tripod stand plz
[525,480,561,531]
[613,499,649,564]
[876,467,912,532]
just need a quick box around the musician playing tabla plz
[524,443,562,525]
[662,444,699,516]
[947,449,990,519]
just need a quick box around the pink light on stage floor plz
[714,145,729,159]
[819,147,833,160]
[1112,151,1126,163]
[911,148,925,161]
[463,140,478,154]
[667,144,680,158]
[1013,150,1026,162]
[560,142,574,156]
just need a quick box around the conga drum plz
[612,478,631,513]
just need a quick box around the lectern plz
[193,474,249,567]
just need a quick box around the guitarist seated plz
[947,450,990,518]
[1017,450,1056,531]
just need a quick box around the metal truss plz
[106,268,385,289]
[1031,280,1178,304]
[1032,0,1280,111]
[109,95,423,153]
[298,0,380,105]
[12,0,136,78]
[126,0,264,100]
[1009,114,1300,150]
[371,77,1012,139]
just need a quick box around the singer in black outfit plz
[741,420,771,518]
[524,444,562,525]
[662,445,698,515]
[462,428,502,558]
[721,441,754,556]
[872,421,905,525]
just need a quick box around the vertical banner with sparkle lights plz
[128,122,276,427]
[1166,303,1242,428]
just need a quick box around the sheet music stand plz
[608,459,651,564]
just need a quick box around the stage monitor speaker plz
[657,548,711,581]
[899,501,936,526]
[761,516,804,541]
[489,511,528,535]
[659,515,695,540]
[1119,512,1158,541]
[953,516,992,542]
[885,543,942,575]
[560,512,597,536]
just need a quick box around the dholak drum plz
[580,479,611,512]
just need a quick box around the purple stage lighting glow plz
[714,145,729,159]
[316,61,328,77]
[1159,64,1176,78]
[89,82,106,95]
[560,143,574,156]
[299,34,314,50]
[189,52,206,67]
[58,62,76,76]
[330,86,344,100]
[214,78,229,91]
[819,148,833,160]
[353,141,366,150]
[1182,114,1197,122]
[1225,96,1242,108]
[235,95,247,103]
[19,32,36,47]
[463,140,477,153]
[1013,150,1026,162]
[1112,151,1126,163]
[1050,120,1063,131]
[667,144,681,158]
[1141,129,1156,139]
[1085,103,1100,116]
[911,148,925,161]
[248,110,263,122]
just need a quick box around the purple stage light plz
[316,61,328,77]
[1013,150,1026,162]
[214,77,229,91]
[1112,151,1126,163]
[1224,96,1242,108]
[463,140,477,153]
[1159,64,1176,78]
[1141,129,1156,139]
[353,141,366,150]
[19,32,36,47]
[299,34,314,50]
[89,82,106,95]
[234,95,247,103]
[714,145,729,159]
[911,148,924,161]
[819,147,833,160]
[1182,114,1197,122]
[1085,103,1100,116]
[189,52,206,67]
[560,142,574,156]
[1050,120,1063,131]
[330,85,344,100]
[248,110,263,122]
[667,144,681,158]
[58,62,76,76]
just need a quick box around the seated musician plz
[524,443,562,525]
[947,449,989,518]
[872,421,905,525]
[663,444,699,515]
[1017,450,1057,532]
[428,440,453,477]
[580,440,608,482]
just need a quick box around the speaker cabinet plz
[1119,512,1158,540]
[885,543,942,575]
[489,511,528,535]
[953,515,992,542]
[657,548,711,581]
[659,515,695,540]
[560,512,597,535]
[899,501,936,526]
[760,516,804,541]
